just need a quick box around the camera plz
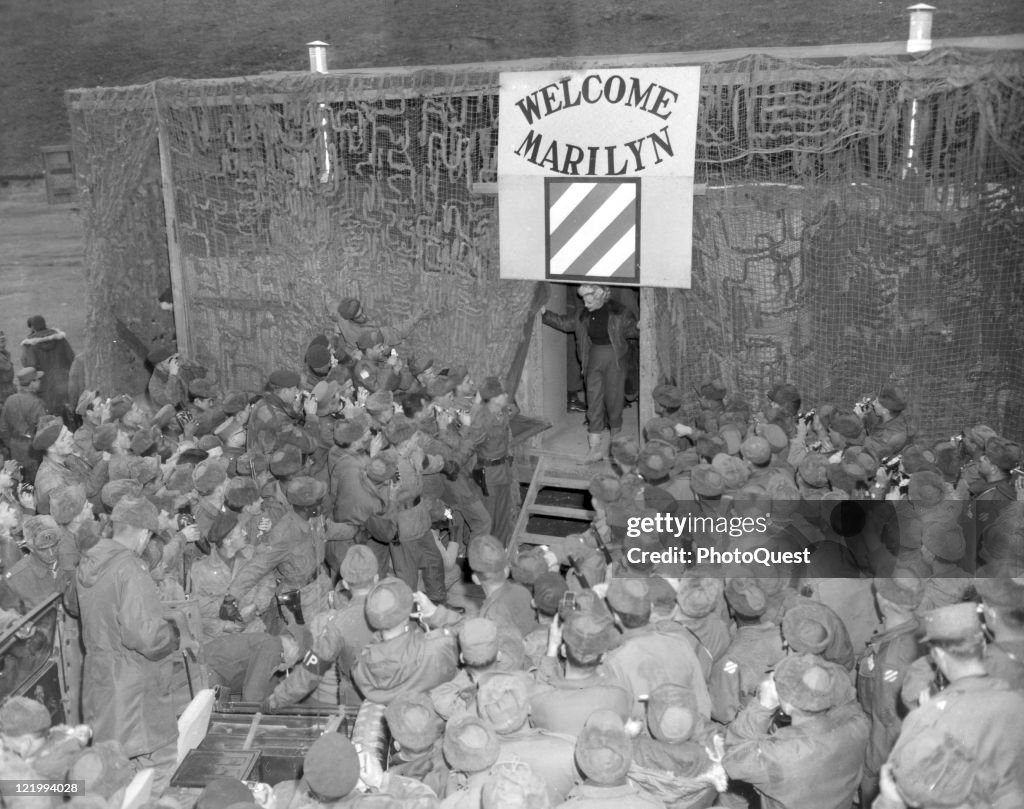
[176,511,196,530]
[853,396,874,417]
[797,410,816,426]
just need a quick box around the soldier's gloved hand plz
[757,675,780,710]
[179,525,201,544]
[257,516,272,533]
[441,460,460,481]
[623,719,644,738]
[219,595,243,623]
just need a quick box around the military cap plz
[91,423,119,453]
[725,577,767,617]
[16,367,44,387]
[196,433,223,452]
[165,463,195,493]
[303,733,359,800]
[711,453,751,491]
[146,345,175,366]
[575,710,632,785]
[588,472,622,504]
[510,547,548,587]
[830,409,866,441]
[129,427,157,456]
[718,424,743,456]
[762,423,789,453]
[774,653,852,712]
[740,435,771,465]
[178,447,210,466]
[376,367,400,393]
[468,534,507,576]
[355,329,384,351]
[21,515,58,549]
[931,441,960,482]
[32,416,64,451]
[652,384,684,411]
[385,693,444,753]
[207,510,239,545]
[647,683,700,743]
[569,547,609,586]
[923,522,965,562]
[284,476,326,507]
[188,377,217,400]
[304,341,332,373]
[908,471,945,507]
[111,496,159,533]
[101,478,142,509]
[840,447,875,481]
[425,377,454,401]
[193,458,229,495]
[481,761,551,809]
[74,389,98,417]
[332,416,369,448]
[643,416,678,445]
[476,672,529,733]
[694,434,727,460]
[637,443,674,482]
[267,369,300,389]
[782,603,835,655]
[690,465,725,497]
[562,612,613,664]
[223,478,258,511]
[478,376,505,401]
[365,577,414,630]
[767,383,800,405]
[336,297,366,322]
[444,363,468,386]
[384,413,416,446]
[340,544,378,588]
[798,453,830,488]
[898,445,933,475]
[877,385,907,412]
[532,572,569,616]
[149,403,177,431]
[976,575,1024,610]
[559,588,613,624]
[352,360,378,391]
[107,394,133,422]
[459,617,500,667]
[365,450,398,483]
[920,602,984,643]
[676,576,723,618]
[610,435,640,467]
[269,444,302,478]
[220,390,248,416]
[984,436,1023,471]
[364,390,394,416]
[699,380,727,401]
[68,740,134,799]
[0,696,50,736]
[194,778,252,809]
[49,484,87,525]
[890,731,977,808]
[443,714,499,773]
[606,577,651,619]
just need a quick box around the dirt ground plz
[2,0,1022,176]
[0,180,86,355]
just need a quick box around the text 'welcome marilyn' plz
[513,74,680,176]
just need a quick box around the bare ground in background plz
[2,0,1022,175]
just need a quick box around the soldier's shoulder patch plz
[723,660,738,675]
[883,669,899,683]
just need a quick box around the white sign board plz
[498,67,700,288]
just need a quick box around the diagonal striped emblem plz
[545,179,640,283]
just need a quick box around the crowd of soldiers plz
[0,296,1023,809]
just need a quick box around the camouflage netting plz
[67,48,1024,440]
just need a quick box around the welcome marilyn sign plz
[498,67,701,289]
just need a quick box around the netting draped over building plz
[67,48,1024,439]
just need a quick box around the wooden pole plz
[154,92,192,357]
[639,287,658,442]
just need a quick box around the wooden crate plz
[40,145,76,204]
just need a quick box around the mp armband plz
[301,649,335,676]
